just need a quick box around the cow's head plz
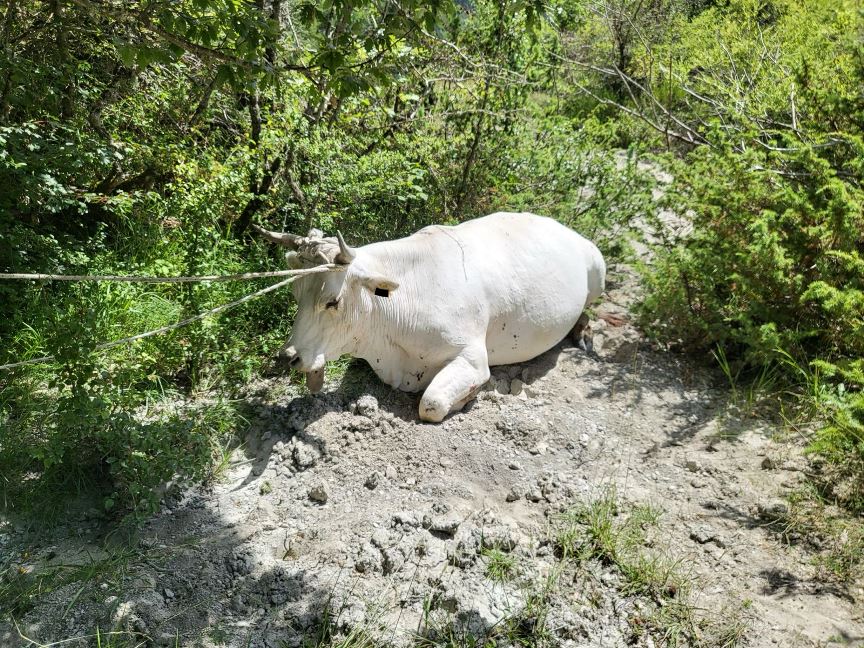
[254,224,398,392]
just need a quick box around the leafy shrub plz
[640,143,864,370]
[630,0,864,508]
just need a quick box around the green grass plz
[11,625,153,648]
[711,347,864,586]
[0,546,139,621]
[762,485,864,584]
[555,489,748,647]
[712,345,783,420]
[481,547,517,584]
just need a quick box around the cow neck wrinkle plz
[344,254,418,359]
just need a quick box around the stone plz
[308,484,328,504]
[350,415,376,432]
[371,529,392,548]
[355,394,379,418]
[364,472,380,490]
[506,484,525,502]
[354,544,381,574]
[293,440,321,470]
[530,442,548,456]
[526,487,543,503]
[690,528,715,545]
[392,511,421,529]
[757,500,789,521]
[495,378,510,395]
[429,517,460,537]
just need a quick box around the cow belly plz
[485,316,574,366]
[484,275,588,366]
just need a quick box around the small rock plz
[381,547,404,575]
[757,500,789,521]
[371,529,392,548]
[392,511,421,528]
[293,440,321,470]
[506,484,525,502]
[364,472,380,490]
[355,394,379,417]
[354,544,381,574]
[384,465,398,480]
[510,379,524,396]
[495,378,510,395]
[432,501,451,514]
[529,442,548,456]
[761,456,776,470]
[163,588,174,599]
[508,462,522,471]
[685,460,700,473]
[689,528,714,545]
[350,417,375,434]
[429,517,460,537]
[526,488,543,503]
[308,484,328,504]
[690,478,707,489]
[439,456,453,468]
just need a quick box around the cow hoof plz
[419,396,447,423]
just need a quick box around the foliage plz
[0,0,648,518]
[592,0,864,506]
[2,0,859,531]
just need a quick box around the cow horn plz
[252,223,304,249]
[335,231,356,265]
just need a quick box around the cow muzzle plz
[277,345,303,370]
[278,345,326,394]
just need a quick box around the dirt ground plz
[1,263,863,647]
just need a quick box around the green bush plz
[640,142,864,369]
[2,0,655,520]
[630,0,863,507]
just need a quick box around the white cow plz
[255,212,605,422]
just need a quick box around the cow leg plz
[570,313,593,353]
[419,346,490,423]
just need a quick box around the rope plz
[0,271,317,371]
[0,265,339,283]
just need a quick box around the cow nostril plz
[289,356,302,368]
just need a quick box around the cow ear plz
[285,252,304,269]
[352,267,399,296]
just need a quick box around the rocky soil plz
[2,265,863,647]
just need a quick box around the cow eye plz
[325,298,340,310]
